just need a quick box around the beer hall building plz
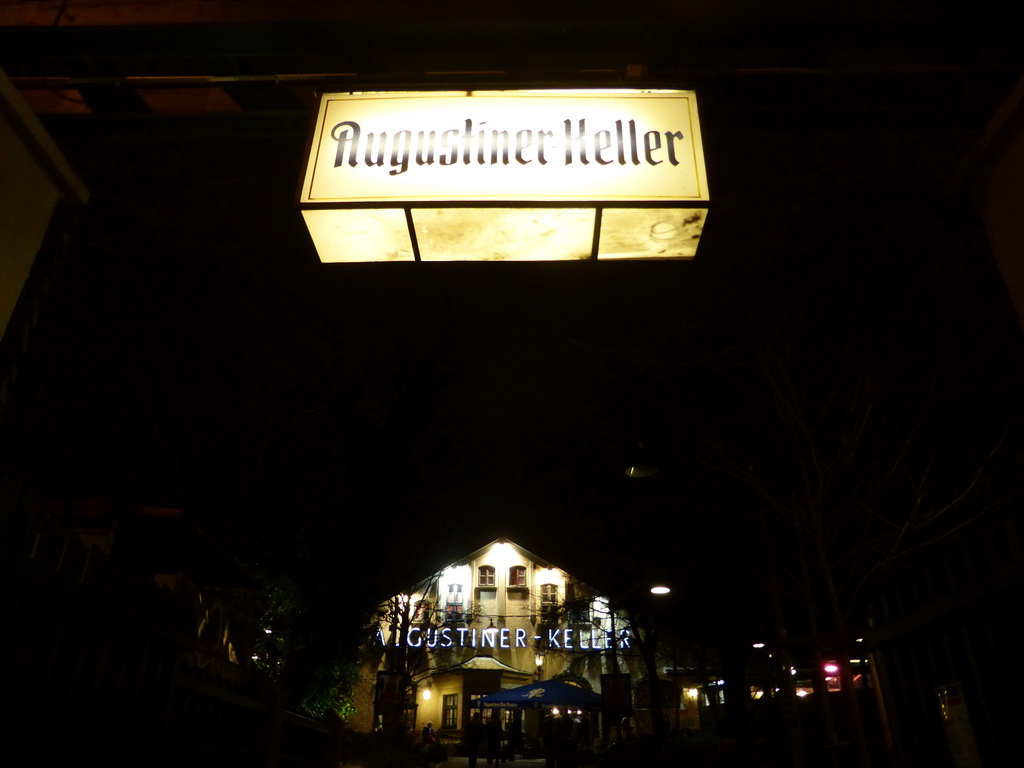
[352,539,702,743]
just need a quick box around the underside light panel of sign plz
[299,90,709,262]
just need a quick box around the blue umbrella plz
[470,679,603,710]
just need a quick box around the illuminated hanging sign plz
[375,625,633,652]
[301,90,707,203]
[298,90,710,262]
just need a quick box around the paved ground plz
[439,758,548,768]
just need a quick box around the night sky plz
[10,68,1024,613]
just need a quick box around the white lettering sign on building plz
[298,90,709,262]
[374,625,633,651]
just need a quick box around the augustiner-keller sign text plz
[300,90,709,204]
[375,625,634,652]
[331,118,690,176]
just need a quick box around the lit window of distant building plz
[509,565,527,587]
[540,583,558,621]
[470,693,490,721]
[446,584,464,622]
[479,566,495,586]
[443,693,459,729]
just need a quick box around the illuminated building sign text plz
[301,90,708,203]
[330,118,689,177]
[297,90,709,262]
[375,626,633,651]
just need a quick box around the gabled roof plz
[381,536,616,606]
[440,654,532,676]
[448,538,560,571]
[443,538,620,598]
[402,538,562,595]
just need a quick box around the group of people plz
[425,708,590,767]
[541,710,588,768]
[463,711,524,767]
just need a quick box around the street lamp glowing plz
[650,585,671,595]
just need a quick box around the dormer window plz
[509,565,527,587]
[479,566,495,587]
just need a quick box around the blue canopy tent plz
[470,679,603,710]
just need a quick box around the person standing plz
[542,711,558,768]
[486,711,504,765]
[556,710,578,768]
[507,714,523,763]
[466,712,485,768]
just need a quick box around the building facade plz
[352,539,702,747]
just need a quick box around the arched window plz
[479,565,495,586]
[509,565,527,587]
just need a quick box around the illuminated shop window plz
[446,584,464,622]
[682,687,699,710]
[443,693,459,729]
[470,693,492,722]
[509,565,527,587]
[479,566,495,586]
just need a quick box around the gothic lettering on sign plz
[331,118,685,177]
